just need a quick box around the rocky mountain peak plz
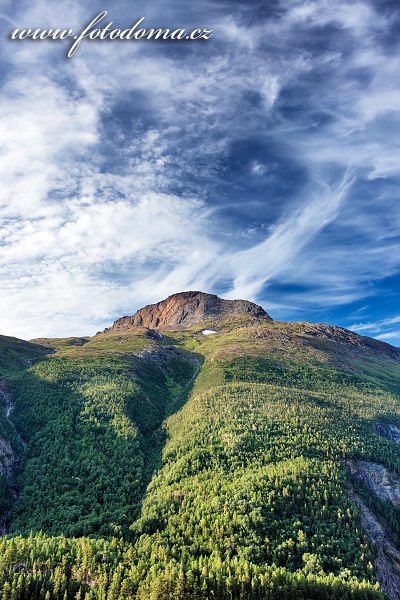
[104,291,272,332]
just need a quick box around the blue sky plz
[0,0,399,343]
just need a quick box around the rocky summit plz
[104,291,272,332]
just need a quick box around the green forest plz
[0,318,399,599]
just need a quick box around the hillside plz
[0,293,399,599]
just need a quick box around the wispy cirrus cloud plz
[349,315,400,344]
[0,0,399,340]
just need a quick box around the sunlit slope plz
[130,319,400,595]
[0,319,399,598]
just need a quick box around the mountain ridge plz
[98,290,400,362]
[103,290,272,333]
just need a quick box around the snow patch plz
[202,329,217,335]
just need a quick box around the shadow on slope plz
[0,332,201,540]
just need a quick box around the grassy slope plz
[0,320,399,598]
[128,320,400,594]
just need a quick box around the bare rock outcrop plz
[104,291,272,332]
[374,423,400,444]
[346,460,400,506]
[346,461,400,599]
[349,488,400,600]
[0,437,14,478]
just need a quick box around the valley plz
[0,292,399,599]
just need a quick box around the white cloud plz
[226,171,353,299]
[0,75,99,219]
[250,162,266,176]
[0,192,216,337]
[0,0,399,339]
[349,322,379,333]
[348,316,400,347]
[376,332,400,342]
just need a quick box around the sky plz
[0,0,399,344]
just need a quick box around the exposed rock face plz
[0,437,14,477]
[104,291,272,332]
[346,460,400,507]
[374,423,400,444]
[349,487,400,600]
[346,460,400,599]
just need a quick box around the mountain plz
[103,290,272,332]
[0,292,399,599]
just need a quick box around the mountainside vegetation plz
[0,310,399,599]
